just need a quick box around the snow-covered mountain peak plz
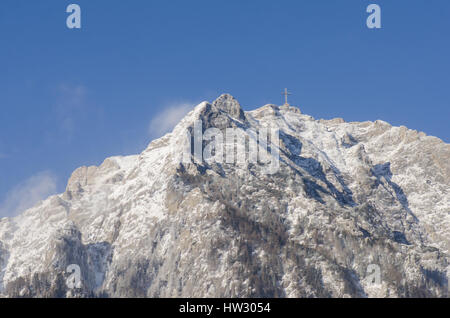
[211,93,245,121]
[0,94,448,298]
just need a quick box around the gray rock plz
[0,95,448,298]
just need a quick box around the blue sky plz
[0,0,449,217]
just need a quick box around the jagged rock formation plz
[0,94,449,298]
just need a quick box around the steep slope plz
[0,94,448,298]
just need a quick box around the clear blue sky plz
[0,0,449,216]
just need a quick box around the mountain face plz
[0,94,449,298]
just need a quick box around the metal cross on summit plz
[282,88,292,106]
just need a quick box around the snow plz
[0,95,449,297]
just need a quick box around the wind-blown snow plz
[0,94,448,298]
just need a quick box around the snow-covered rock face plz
[0,94,449,298]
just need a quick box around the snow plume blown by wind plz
[149,102,193,137]
[0,171,58,218]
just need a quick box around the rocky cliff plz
[0,94,448,297]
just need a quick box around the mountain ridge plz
[0,94,448,298]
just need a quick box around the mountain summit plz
[0,95,449,297]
